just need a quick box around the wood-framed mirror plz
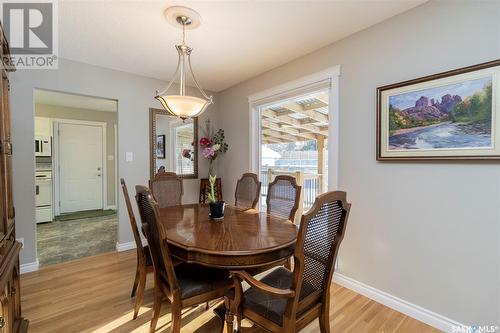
[150,108,198,179]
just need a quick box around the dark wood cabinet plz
[0,23,28,333]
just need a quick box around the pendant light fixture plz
[155,6,213,120]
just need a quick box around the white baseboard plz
[105,205,117,210]
[20,259,39,274]
[333,273,464,333]
[116,241,135,252]
[115,238,147,252]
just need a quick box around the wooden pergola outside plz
[261,92,329,222]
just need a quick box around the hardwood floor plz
[21,250,440,333]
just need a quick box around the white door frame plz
[53,119,108,215]
[248,65,341,191]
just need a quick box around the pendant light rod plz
[179,45,186,96]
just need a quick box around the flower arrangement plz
[182,149,193,160]
[182,141,195,161]
[199,119,229,175]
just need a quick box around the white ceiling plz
[59,1,426,92]
[35,90,118,112]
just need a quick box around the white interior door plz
[59,123,103,213]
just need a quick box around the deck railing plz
[261,168,324,221]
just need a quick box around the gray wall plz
[35,104,117,207]
[11,58,217,265]
[216,0,499,327]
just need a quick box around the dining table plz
[157,203,298,269]
[156,203,298,331]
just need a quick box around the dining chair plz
[266,175,302,221]
[119,178,153,320]
[226,191,351,333]
[235,173,261,210]
[149,172,183,208]
[199,177,223,203]
[135,185,234,333]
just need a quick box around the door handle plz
[97,167,101,171]
[97,174,101,177]
[36,185,39,195]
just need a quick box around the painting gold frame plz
[377,59,500,161]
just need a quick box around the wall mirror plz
[150,108,198,179]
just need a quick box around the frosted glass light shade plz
[155,95,210,119]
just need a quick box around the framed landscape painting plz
[377,59,500,160]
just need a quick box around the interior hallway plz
[36,212,117,266]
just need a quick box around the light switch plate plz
[126,152,133,162]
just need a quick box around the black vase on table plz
[209,201,225,220]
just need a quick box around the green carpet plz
[54,209,117,221]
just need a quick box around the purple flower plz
[182,149,191,159]
[202,147,215,159]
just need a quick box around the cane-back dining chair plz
[227,191,351,333]
[266,175,301,221]
[149,172,183,208]
[120,178,153,320]
[135,186,233,333]
[235,173,261,210]
[199,177,223,203]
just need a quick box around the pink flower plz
[202,147,215,159]
[200,137,211,147]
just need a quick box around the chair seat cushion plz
[174,263,231,299]
[242,267,318,326]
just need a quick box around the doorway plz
[57,121,105,213]
[259,90,330,221]
[248,66,340,219]
[34,89,118,266]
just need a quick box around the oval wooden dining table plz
[157,204,298,269]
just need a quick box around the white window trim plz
[248,65,341,191]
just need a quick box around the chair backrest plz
[199,177,223,204]
[120,178,146,261]
[135,185,179,292]
[288,191,351,319]
[266,175,301,221]
[235,173,261,209]
[149,172,183,208]
[158,170,176,176]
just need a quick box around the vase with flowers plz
[207,174,225,219]
[199,119,229,176]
